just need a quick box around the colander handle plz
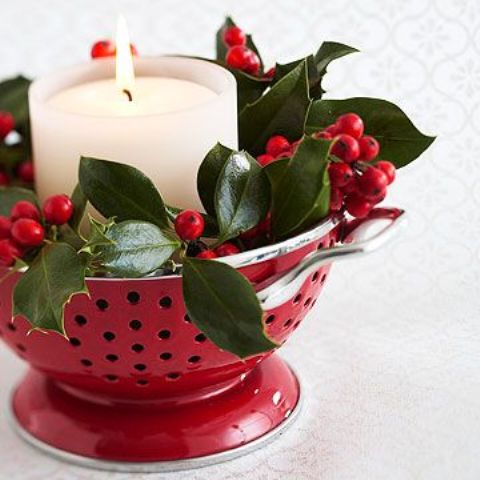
[257,208,407,310]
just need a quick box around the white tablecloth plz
[1,0,479,479]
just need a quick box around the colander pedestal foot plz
[8,354,302,473]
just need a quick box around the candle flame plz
[116,14,135,97]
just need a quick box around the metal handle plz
[257,208,407,310]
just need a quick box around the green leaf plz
[0,142,30,171]
[68,184,87,232]
[166,204,219,238]
[13,243,88,334]
[79,157,169,228]
[197,143,234,216]
[81,216,115,253]
[306,97,435,168]
[0,76,31,129]
[231,70,270,112]
[263,157,289,192]
[239,60,311,156]
[0,187,38,216]
[183,257,277,358]
[271,136,331,238]
[215,151,270,243]
[97,221,180,278]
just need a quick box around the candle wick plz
[122,89,133,102]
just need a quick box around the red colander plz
[0,208,405,473]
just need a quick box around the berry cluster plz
[222,25,262,76]
[255,114,396,218]
[0,111,34,186]
[174,209,240,259]
[0,195,74,267]
[91,40,138,59]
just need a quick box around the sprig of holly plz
[0,16,435,359]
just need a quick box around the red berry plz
[331,134,360,163]
[358,167,389,200]
[226,46,260,75]
[11,201,40,221]
[325,124,339,136]
[0,239,22,267]
[264,67,276,79]
[328,162,353,188]
[91,40,115,59]
[223,26,246,47]
[11,219,45,247]
[335,113,364,139]
[256,154,275,167]
[43,194,74,225]
[0,170,9,186]
[244,49,261,75]
[313,131,332,140]
[376,160,396,185]
[330,188,343,212]
[196,249,218,259]
[17,161,34,183]
[175,210,205,241]
[265,135,290,157]
[342,176,359,195]
[215,242,240,257]
[0,216,12,239]
[0,111,15,140]
[345,193,372,218]
[358,136,380,161]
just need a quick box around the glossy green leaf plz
[0,187,38,216]
[183,257,277,358]
[68,184,87,232]
[197,143,234,216]
[271,136,331,238]
[263,157,289,192]
[81,216,115,254]
[79,157,169,228]
[239,60,311,156]
[215,151,270,243]
[0,76,31,129]
[13,243,88,334]
[306,97,435,168]
[98,221,180,278]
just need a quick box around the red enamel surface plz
[0,226,338,462]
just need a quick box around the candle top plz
[48,76,217,116]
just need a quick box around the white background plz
[0,0,479,479]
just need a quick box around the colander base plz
[8,355,302,473]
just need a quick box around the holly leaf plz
[79,157,169,228]
[306,97,435,168]
[197,143,234,216]
[231,70,270,112]
[80,216,115,253]
[271,136,331,238]
[239,59,311,156]
[97,221,180,278]
[0,76,31,130]
[215,151,270,243]
[183,257,277,358]
[263,157,289,192]
[12,243,88,334]
[68,184,87,232]
[0,187,38,216]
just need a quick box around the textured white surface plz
[0,0,479,479]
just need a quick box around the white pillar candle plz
[29,56,238,210]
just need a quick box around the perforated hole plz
[158,330,171,340]
[312,272,319,283]
[317,242,324,250]
[69,337,81,347]
[312,299,317,307]
[81,359,93,367]
[166,372,181,381]
[104,374,118,382]
[304,297,312,307]
[106,354,119,362]
[195,333,207,343]
[321,274,327,283]
[129,320,142,331]
[159,352,172,361]
[159,296,172,309]
[293,321,301,330]
[96,299,109,311]
[184,314,191,323]
[7,323,16,332]
[16,344,26,352]
[137,379,149,387]
[188,355,201,364]
[103,331,116,342]
[284,319,293,328]
[134,363,147,371]
[131,343,145,353]
[127,291,140,304]
[330,238,335,247]
[265,315,275,325]
[74,315,87,326]
[293,294,302,304]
